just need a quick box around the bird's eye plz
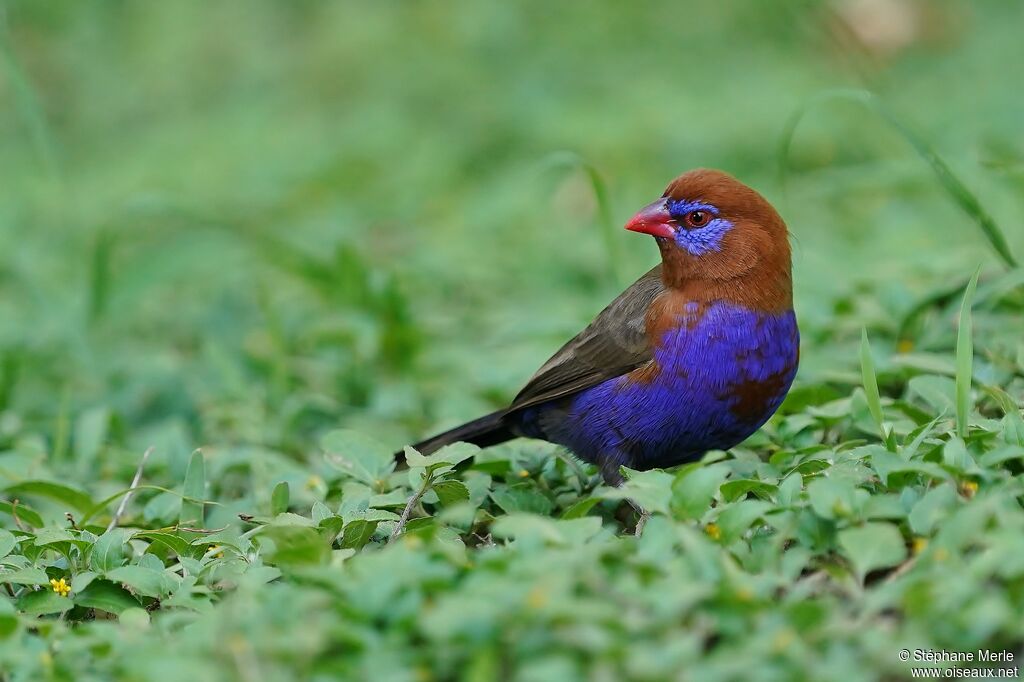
[683,210,710,229]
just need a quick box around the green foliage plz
[1,2,1024,681]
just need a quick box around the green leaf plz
[860,329,886,437]
[74,579,142,615]
[490,485,553,515]
[271,481,290,515]
[119,607,151,629]
[978,446,1024,467]
[432,480,470,507]
[671,463,730,520]
[838,522,908,581]
[1,567,49,586]
[17,589,73,616]
[263,525,330,567]
[907,375,956,415]
[560,496,602,520]
[0,500,44,529]
[106,565,178,598]
[339,519,380,550]
[955,268,980,438]
[775,474,803,507]
[190,528,250,555]
[492,514,601,546]
[0,601,18,637]
[720,479,777,503]
[807,477,857,520]
[600,468,673,515]
[180,449,206,528]
[908,483,957,535]
[3,481,95,514]
[404,442,480,473]
[871,449,950,485]
[0,529,15,559]
[942,437,970,471]
[90,528,132,573]
[317,515,345,541]
[269,512,316,527]
[311,501,335,524]
[715,500,772,542]
[322,430,396,485]
[134,530,191,557]
[32,527,77,546]
[862,494,907,520]
[161,576,211,613]
[71,571,99,593]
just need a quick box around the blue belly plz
[523,303,798,471]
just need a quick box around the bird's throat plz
[656,239,793,313]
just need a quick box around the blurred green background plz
[1,2,1024,679]
[2,0,1021,467]
[0,2,1019,456]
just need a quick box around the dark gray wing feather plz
[509,265,665,412]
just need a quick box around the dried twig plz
[883,556,918,584]
[390,470,439,544]
[10,499,26,532]
[107,446,153,532]
[177,525,228,534]
[627,499,650,536]
[389,487,425,544]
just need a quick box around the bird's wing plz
[509,265,665,412]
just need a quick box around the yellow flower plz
[526,586,548,610]
[518,469,530,478]
[896,339,914,354]
[912,537,929,555]
[705,523,721,540]
[50,577,71,597]
[960,480,978,498]
[773,629,796,652]
[209,545,225,559]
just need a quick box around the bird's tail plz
[395,409,514,465]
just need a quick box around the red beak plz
[624,199,675,238]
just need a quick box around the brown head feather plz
[654,169,792,314]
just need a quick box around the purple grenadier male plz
[401,169,799,484]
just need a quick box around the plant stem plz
[389,472,432,543]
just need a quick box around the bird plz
[400,169,799,485]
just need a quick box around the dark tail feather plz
[394,409,514,465]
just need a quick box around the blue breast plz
[530,302,798,471]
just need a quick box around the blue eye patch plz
[666,199,720,219]
[665,199,733,256]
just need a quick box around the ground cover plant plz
[1,2,1023,680]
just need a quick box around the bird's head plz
[625,169,792,304]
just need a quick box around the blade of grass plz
[180,450,206,529]
[79,484,223,526]
[955,268,981,439]
[270,482,290,516]
[896,267,1024,345]
[539,152,624,289]
[0,11,60,177]
[779,89,1017,269]
[859,329,891,449]
[88,229,114,323]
